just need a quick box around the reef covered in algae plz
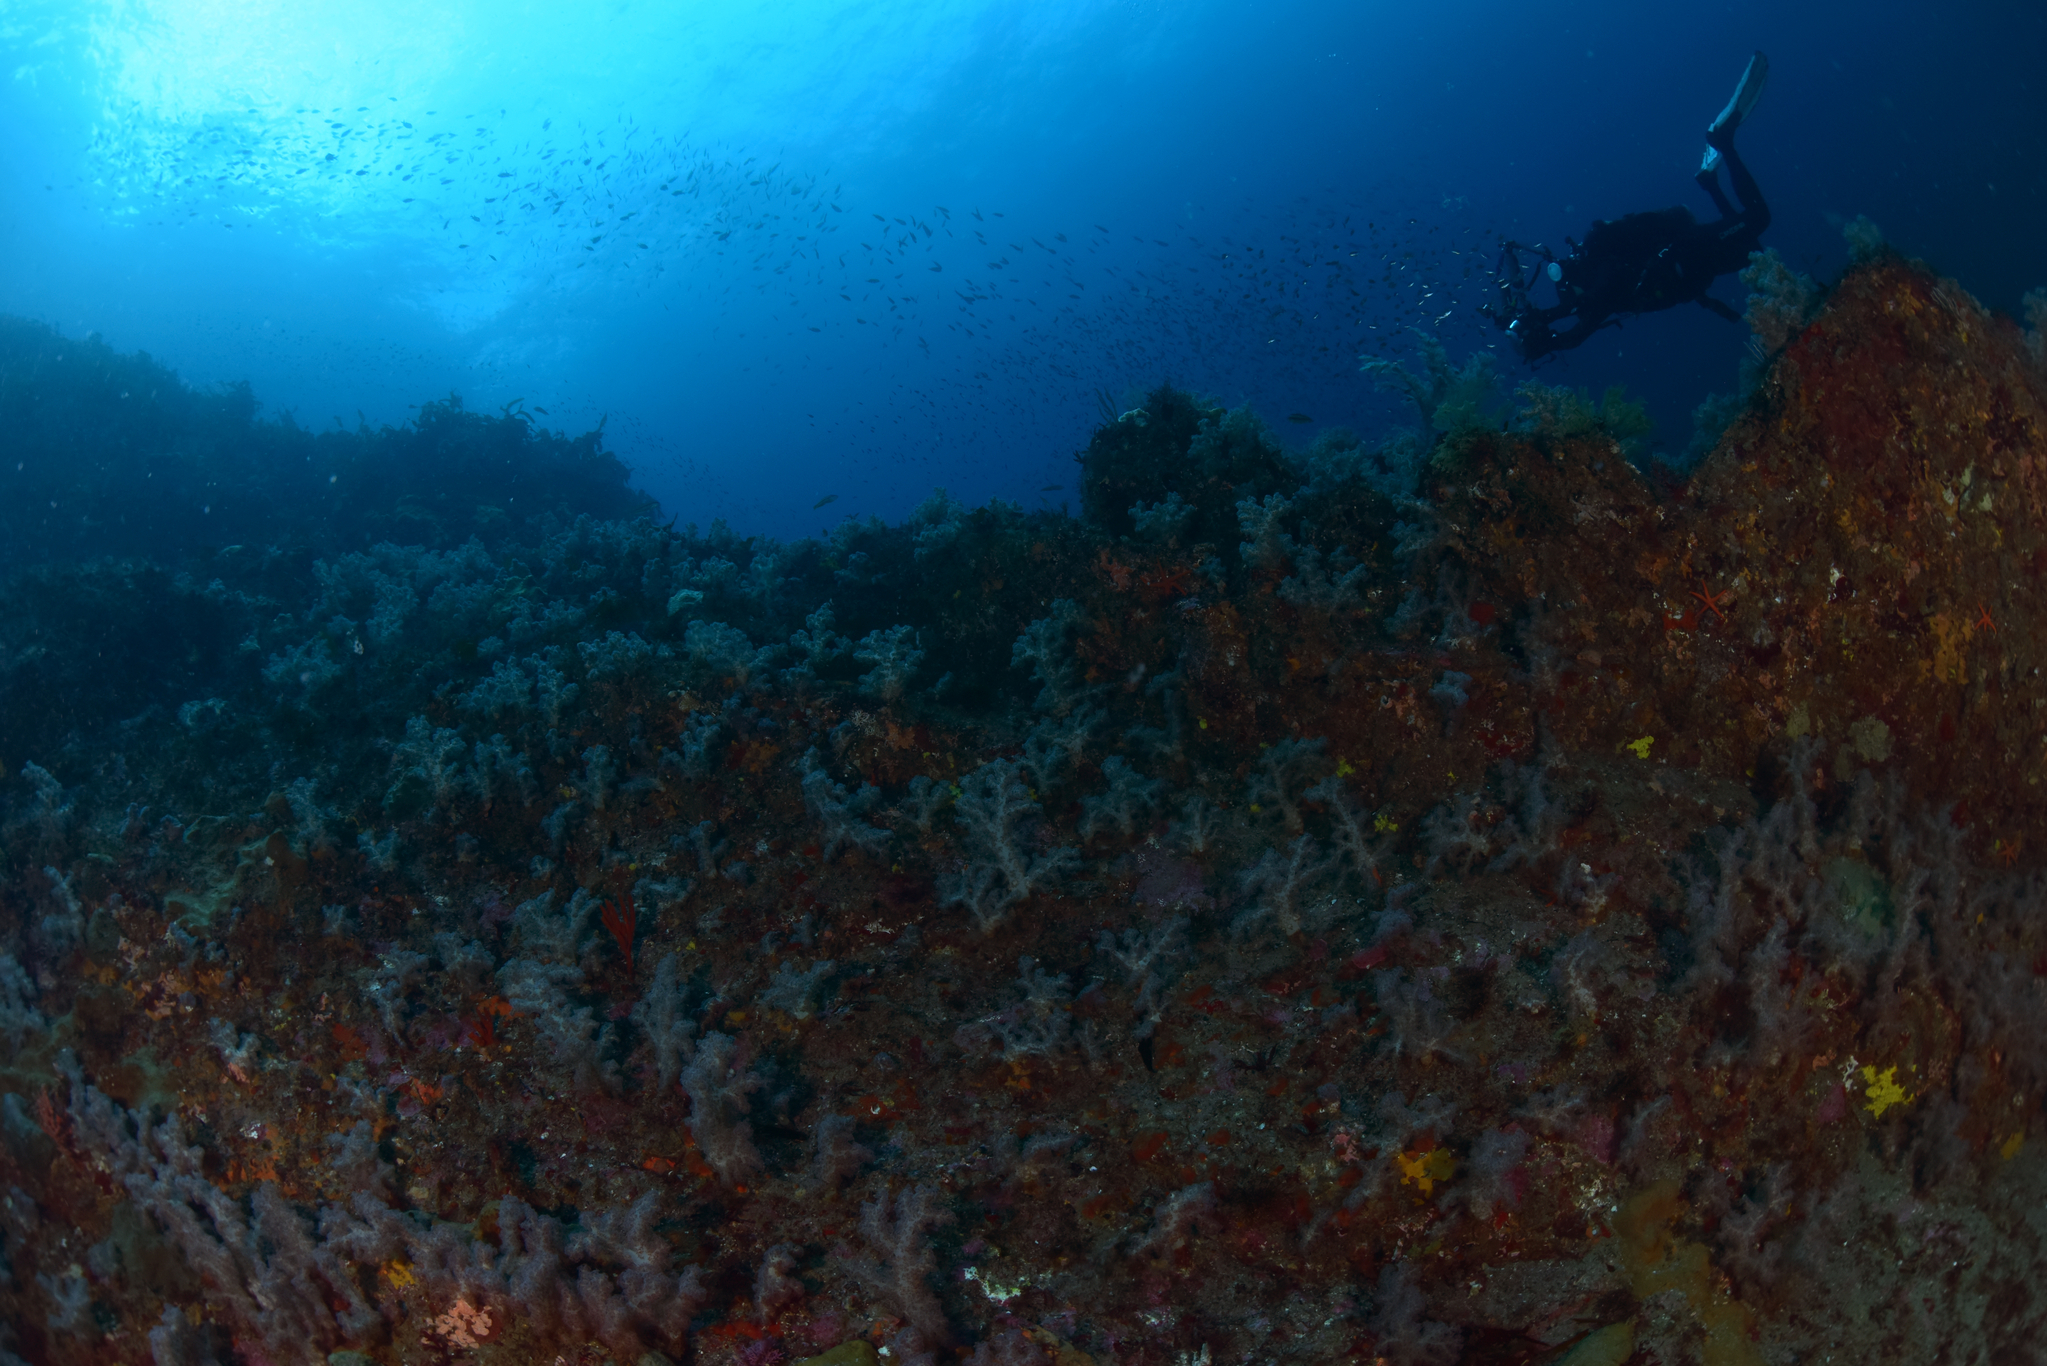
[3,256,2047,1366]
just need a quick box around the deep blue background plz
[1,0,2041,538]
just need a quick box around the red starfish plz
[1689,580,1733,626]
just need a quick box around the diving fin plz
[1707,50,1769,146]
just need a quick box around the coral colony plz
[4,248,2047,1366]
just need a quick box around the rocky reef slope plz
[2,256,2046,1366]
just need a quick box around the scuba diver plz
[1486,51,1771,363]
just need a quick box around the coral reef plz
[2,255,2047,1365]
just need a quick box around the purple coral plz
[679,1030,765,1184]
[836,1184,955,1343]
[939,759,1078,931]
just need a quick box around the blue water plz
[2,0,2041,538]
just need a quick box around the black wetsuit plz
[1513,135,1770,358]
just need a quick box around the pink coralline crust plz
[427,1298,495,1350]
[1816,1081,1849,1125]
[1575,1113,1616,1166]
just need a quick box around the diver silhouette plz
[1486,51,1771,363]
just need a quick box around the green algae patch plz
[1823,856,1893,940]
[162,881,236,933]
[1557,1320,1636,1366]
[794,1343,879,1366]
[1613,1181,1759,1366]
